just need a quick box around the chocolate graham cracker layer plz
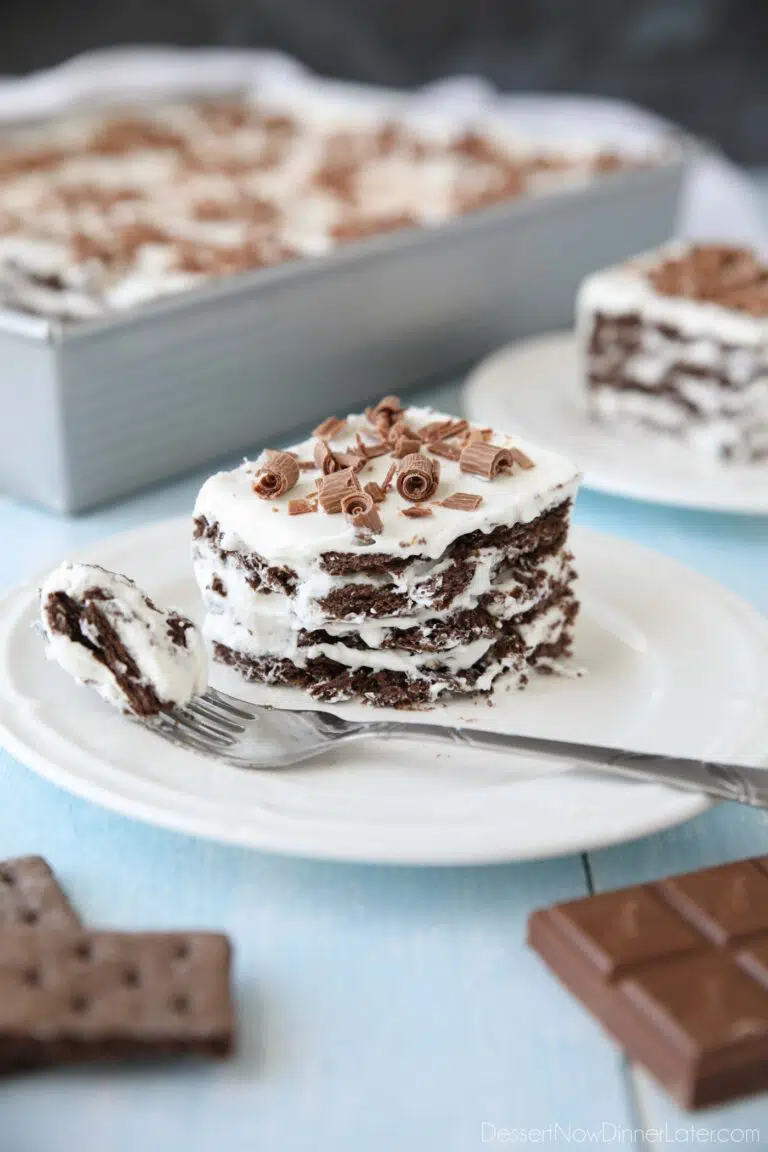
[0,857,81,932]
[0,931,235,1073]
[529,856,768,1110]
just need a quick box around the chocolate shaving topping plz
[438,492,484,511]
[373,394,401,415]
[341,490,383,534]
[253,450,299,499]
[647,244,768,317]
[460,441,522,480]
[312,415,346,439]
[508,446,535,471]
[356,434,389,459]
[387,419,420,445]
[382,463,397,492]
[335,451,366,472]
[313,439,339,475]
[316,467,361,513]
[428,440,461,461]
[364,481,386,503]
[400,505,433,518]
[391,435,422,458]
[340,490,372,517]
[288,498,316,515]
[462,428,493,446]
[298,460,315,470]
[419,418,468,442]
[366,394,403,436]
[331,212,417,242]
[396,453,440,502]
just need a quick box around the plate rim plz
[11,514,768,865]
[464,329,768,516]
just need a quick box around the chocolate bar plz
[528,856,768,1110]
[0,856,81,931]
[0,931,235,1073]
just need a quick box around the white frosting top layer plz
[577,243,768,347]
[39,562,207,714]
[193,406,581,569]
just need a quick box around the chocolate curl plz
[387,419,420,445]
[367,394,403,435]
[288,498,316,515]
[341,490,383,534]
[401,505,433,519]
[428,440,461,462]
[356,433,389,459]
[313,439,339,475]
[373,394,402,417]
[508,446,535,471]
[375,413,392,440]
[335,451,366,472]
[312,415,346,439]
[419,418,468,442]
[396,453,440,502]
[391,435,422,458]
[462,427,492,446]
[381,462,397,492]
[459,441,527,480]
[364,481,386,503]
[316,467,361,513]
[253,451,299,499]
[438,492,483,511]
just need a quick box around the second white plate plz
[1,517,768,864]
[464,330,768,514]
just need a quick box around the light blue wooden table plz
[0,373,767,1148]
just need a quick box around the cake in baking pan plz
[0,96,645,322]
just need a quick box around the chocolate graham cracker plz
[0,931,235,1073]
[528,855,768,1110]
[0,856,81,932]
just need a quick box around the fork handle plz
[368,723,768,808]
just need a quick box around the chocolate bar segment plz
[528,855,768,1109]
[0,931,234,1073]
[0,856,81,931]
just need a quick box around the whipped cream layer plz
[40,562,207,716]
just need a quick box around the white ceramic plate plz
[1,516,767,865]
[464,330,768,515]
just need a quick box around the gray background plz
[0,0,766,163]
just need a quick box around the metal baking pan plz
[0,154,685,513]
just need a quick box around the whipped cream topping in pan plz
[0,96,647,322]
[40,562,207,716]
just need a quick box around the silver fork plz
[153,687,768,809]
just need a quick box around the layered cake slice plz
[40,563,207,716]
[577,243,768,462]
[192,399,581,707]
